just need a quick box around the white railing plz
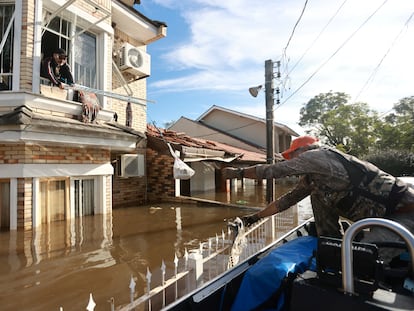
[58,207,298,310]
[117,207,297,311]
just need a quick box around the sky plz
[137,0,414,135]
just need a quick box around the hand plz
[227,217,243,234]
[241,214,260,227]
[222,167,243,179]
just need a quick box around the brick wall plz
[0,144,110,164]
[146,147,175,202]
[74,0,111,24]
[111,82,147,133]
[20,0,35,91]
[111,28,148,133]
[17,178,32,230]
[112,174,147,208]
[2,143,112,229]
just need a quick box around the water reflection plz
[0,180,312,310]
[195,179,296,208]
[0,203,256,310]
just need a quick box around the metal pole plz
[265,60,274,204]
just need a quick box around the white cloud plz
[150,0,414,124]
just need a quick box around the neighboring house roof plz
[170,116,268,152]
[197,105,299,137]
[147,125,266,164]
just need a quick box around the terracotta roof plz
[147,124,266,163]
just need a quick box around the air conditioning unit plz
[118,43,151,77]
[119,154,145,177]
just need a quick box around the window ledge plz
[0,91,114,122]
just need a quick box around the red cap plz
[281,136,319,160]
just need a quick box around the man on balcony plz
[41,48,74,89]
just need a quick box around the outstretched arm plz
[222,164,271,180]
[257,177,311,218]
[242,176,311,226]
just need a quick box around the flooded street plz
[0,180,312,310]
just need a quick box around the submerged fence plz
[59,206,299,311]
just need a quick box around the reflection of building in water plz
[0,214,119,310]
[2,214,114,268]
[175,207,183,256]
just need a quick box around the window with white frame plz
[0,4,14,91]
[41,10,97,89]
[39,179,67,223]
[74,30,97,88]
[74,178,95,217]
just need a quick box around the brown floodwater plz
[0,180,311,311]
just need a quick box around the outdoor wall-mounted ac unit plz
[119,154,145,177]
[118,43,151,77]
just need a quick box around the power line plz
[279,0,309,99]
[287,0,348,76]
[278,0,389,108]
[353,11,414,103]
[192,120,261,139]
[282,0,309,57]
[378,108,394,118]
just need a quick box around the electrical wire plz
[353,11,414,103]
[287,0,348,76]
[193,120,261,139]
[282,0,309,58]
[149,114,260,139]
[278,0,389,108]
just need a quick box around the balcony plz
[0,84,145,151]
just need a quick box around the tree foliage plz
[299,91,380,156]
[375,96,414,151]
[362,149,414,176]
[299,91,349,125]
[298,91,413,173]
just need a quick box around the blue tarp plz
[230,236,318,311]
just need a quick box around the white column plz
[99,32,111,109]
[9,178,17,230]
[32,177,41,228]
[188,250,203,286]
[174,150,181,197]
[69,179,75,219]
[265,215,276,241]
[95,175,107,214]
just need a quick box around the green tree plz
[376,96,414,151]
[299,91,380,156]
[299,91,349,126]
[363,149,414,176]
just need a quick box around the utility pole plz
[264,60,274,204]
[264,59,281,204]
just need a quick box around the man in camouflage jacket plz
[223,136,414,242]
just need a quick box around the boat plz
[163,216,414,311]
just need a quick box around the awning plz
[182,146,240,163]
[184,156,239,163]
